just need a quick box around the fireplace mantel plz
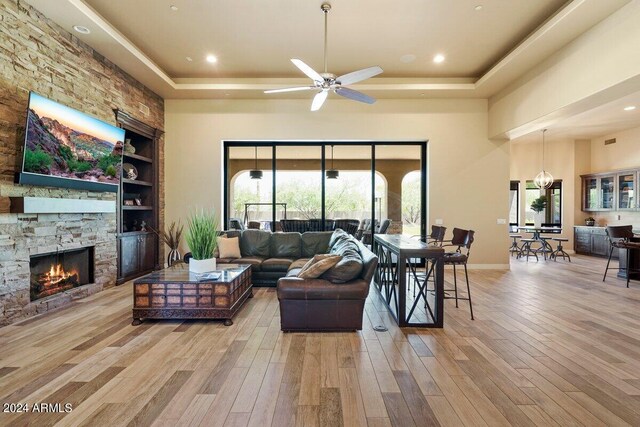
[10,197,116,214]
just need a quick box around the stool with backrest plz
[603,225,638,286]
[409,225,447,297]
[550,237,570,261]
[441,228,475,320]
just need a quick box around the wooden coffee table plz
[132,263,252,326]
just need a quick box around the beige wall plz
[510,139,577,249]
[587,125,640,227]
[511,126,640,249]
[489,1,640,139]
[165,98,510,267]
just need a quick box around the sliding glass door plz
[224,141,427,238]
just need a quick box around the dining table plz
[517,226,562,254]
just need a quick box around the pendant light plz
[250,146,263,179]
[326,145,339,179]
[534,129,553,189]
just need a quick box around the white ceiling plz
[23,0,631,99]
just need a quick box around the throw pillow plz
[297,254,343,279]
[217,236,241,259]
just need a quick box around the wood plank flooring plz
[1,255,640,426]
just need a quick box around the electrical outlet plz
[616,214,621,220]
[497,218,507,224]
[435,219,443,225]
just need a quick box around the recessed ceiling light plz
[474,5,483,11]
[433,54,445,63]
[400,54,416,64]
[186,56,193,62]
[206,55,217,63]
[624,105,636,111]
[73,25,91,34]
[170,5,178,11]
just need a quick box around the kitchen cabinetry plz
[574,226,616,259]
[582,169,640,212]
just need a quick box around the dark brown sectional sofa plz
[216,229,334,286]
[212,228,378,331]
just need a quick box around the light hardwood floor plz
[1,255,640,426]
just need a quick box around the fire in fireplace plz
[30,247,94,301]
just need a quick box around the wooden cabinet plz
[574,227,616,259]
[119,233,157,281]
[115,109,163,284]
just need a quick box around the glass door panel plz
[618,173,635,209]
[376,144,421,237]
[600,176,615,210]
[227,146,273,230]
[583,177,597,210]
[275,145,322,232]
[324,145,371,237]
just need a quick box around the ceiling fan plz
[264,3,383,111]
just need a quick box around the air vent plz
[138,102,150,116]
[604,138,616,145]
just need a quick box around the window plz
[509,181,519,228]
[525,180,562,226]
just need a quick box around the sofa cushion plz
[322,236,364,283]
[301,232,332,257]
[270,232,302,258]
[240,229,271,257]
[288,258,310,271]
[217,236,241,259]
[235,256,265,272]
[328,228,350,249]
[262,257,295,272]
[297,254,342,279]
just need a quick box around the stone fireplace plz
[30,247,95,302]
[0,186,118,325]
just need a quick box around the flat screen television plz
[18,92,124,192]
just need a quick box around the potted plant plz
[530,196,547,228]
[151,221,184,267]
[185,210,219,273]
[585,216,596,226]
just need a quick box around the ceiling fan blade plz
[291,59,324,82]
[334,87,376,104]
[311,90,328,111]
[264,86,316,94]
[336,66,383,86]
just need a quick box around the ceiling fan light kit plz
[265,3,383,111]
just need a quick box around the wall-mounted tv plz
[18,92,124,192]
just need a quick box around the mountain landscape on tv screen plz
[24,108,123,183]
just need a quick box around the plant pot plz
[167,248,181,267]
[189,257,216,274]
[533,213,543,228]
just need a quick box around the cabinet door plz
[600,176,615,210]
[591,234,610,257]
[618,173,635,210]
[583,177,598,211]
[120,236,140,277]
[574,229,591,254]
[139,233,157,272]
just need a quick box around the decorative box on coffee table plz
[132,263,252,326]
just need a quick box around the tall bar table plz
[373,234,445,327]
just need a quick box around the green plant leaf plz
[185,209,219,260]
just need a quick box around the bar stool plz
[441,228,475,320]
[535,236,553,260]
[520,238,538,262]
[509,234,523,258]
[550,238,571,261]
